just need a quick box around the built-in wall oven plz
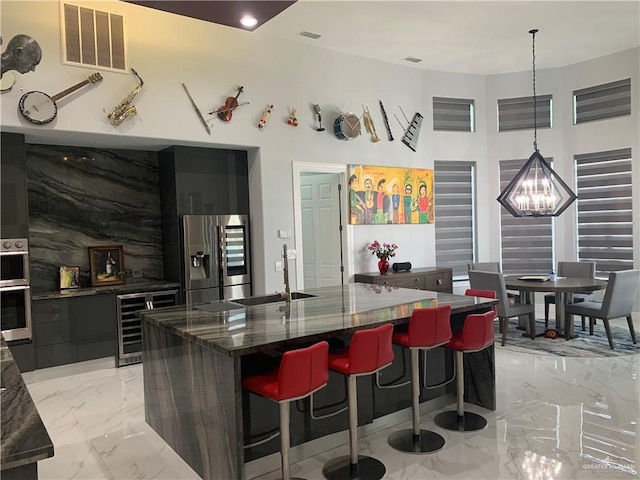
[1,238,32,342]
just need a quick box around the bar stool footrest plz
[322,455,386,480]
[388,429,445,454]
[433,410,487,432]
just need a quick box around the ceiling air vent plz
[297,31,322,40]
[403,57,423,64]
[61,2,128,72]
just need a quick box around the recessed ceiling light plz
[239,15,258,28]
[298,31,322,40]
[403,57,423,63]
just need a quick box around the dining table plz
[504,276,608,339]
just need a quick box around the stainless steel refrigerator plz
[181,214,251,304]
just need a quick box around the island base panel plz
[142,322,242,480]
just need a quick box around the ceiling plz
[130,0,640,76]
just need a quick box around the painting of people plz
[348,165,434,224]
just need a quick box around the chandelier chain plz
[531,29,538,153]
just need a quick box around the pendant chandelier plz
[497,29,577,218]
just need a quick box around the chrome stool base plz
[433,411,487,432]
[322,455,386,480]
[388,429,445,454]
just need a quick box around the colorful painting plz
[348,165,434,225]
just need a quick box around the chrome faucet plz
[281,244,291,303]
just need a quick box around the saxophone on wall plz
[107,68,144,126]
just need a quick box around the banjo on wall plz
[18,72,103,125]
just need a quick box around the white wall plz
[1,1,638,298]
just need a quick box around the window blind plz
[433,97,475,132]
[499,159,553,274]
[575,148,633,274]
[434,161,475,278]
[498,95,552,132]
[573,79,631,125]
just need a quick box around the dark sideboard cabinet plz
[1,132,29,238]
[354,267,453,293]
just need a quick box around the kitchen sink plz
[232,292,317,306]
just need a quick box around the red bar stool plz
[322,323,394,480]
[242,341,329,480]
[387,305,452,454]
[434,309,496,432]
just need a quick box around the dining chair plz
[467,262,501,273]
[468,262,519,305]
[565,269,639,349]
[544,261,596,329]
[468,270,535,346]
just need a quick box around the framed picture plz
[59,266,80,289]
[88,245,125,287]
[348,165,434,225]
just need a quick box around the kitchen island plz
[1,336,54,479]
[140,283,497,480]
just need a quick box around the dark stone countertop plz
[32,280,181,301]
[138,283,497,357]
[1,336,54,470]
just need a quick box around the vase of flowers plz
[368,240,397,275]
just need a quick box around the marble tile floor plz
[23,337,639,479]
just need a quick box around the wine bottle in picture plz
[106,252,115,276]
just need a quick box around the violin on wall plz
[217,86,244,122]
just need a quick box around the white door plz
[300,173,343,288]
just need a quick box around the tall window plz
[575,148,633,274]
[497,94,552,132]
[434,161,475,279]
[573,79,631,125]
[433,97,475,132]
[499,159,553,274]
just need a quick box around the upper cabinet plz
[1,132,29,238]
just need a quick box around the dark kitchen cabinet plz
[33,294,116,368]
[75,295,116,362]
[158,146,250,286]
[1,132,29,238]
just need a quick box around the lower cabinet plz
[33,295,116,369]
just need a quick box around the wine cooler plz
[116,289,178,367]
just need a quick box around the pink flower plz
[368,241,398,259]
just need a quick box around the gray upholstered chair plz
[565,269,639,349]
[544,261,596,329]
[468,262,501,273]
[468,270,536,346]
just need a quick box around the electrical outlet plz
[287,249,296,260]
[275,261,283,272]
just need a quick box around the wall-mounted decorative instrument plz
[362,105,381,143]
[313,104,325,131]
[107,68,144,126]
[287,107,298,126]
[0,71,15,92]
[18,72,102,125]
[401,111,423,152]
[181,83,210,134]
[258,104,273,129]
[217,86,244,122]
[333,112,361,140]
[1,34,43,92]
[379,100,393,141]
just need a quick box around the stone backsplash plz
[26,144,163,293]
